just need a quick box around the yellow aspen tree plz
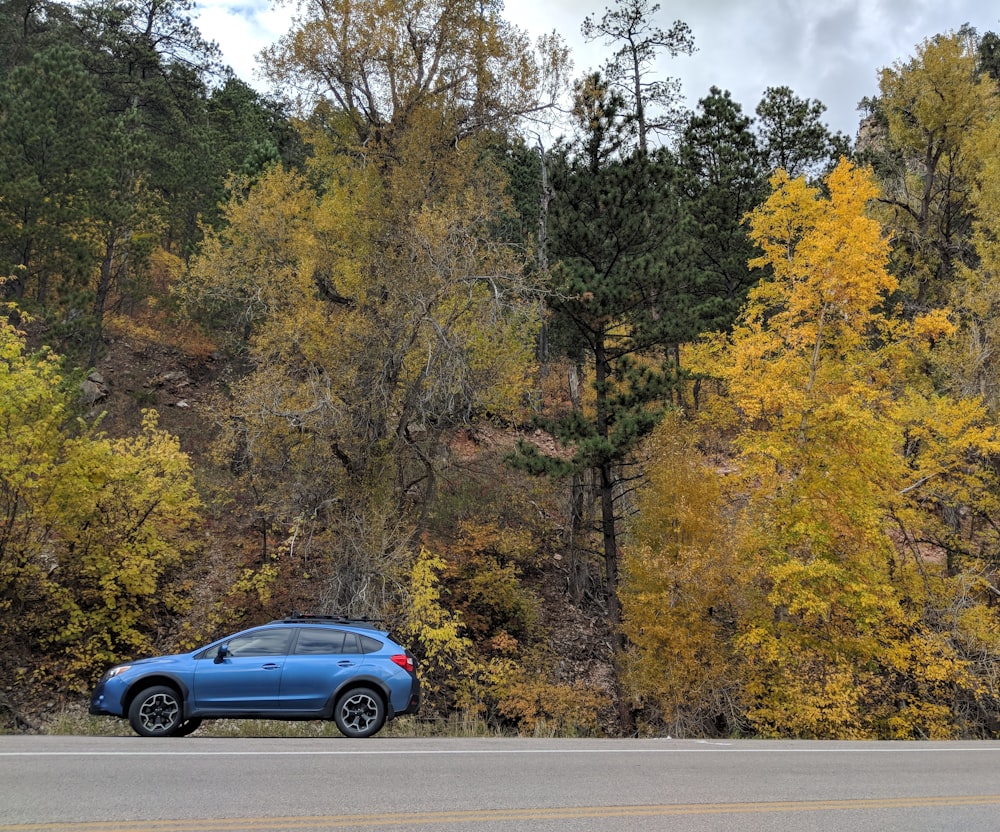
[948,114,1000,412]
[873,30,998,309]
[401,547,481,717]
[621,412,745,736]
[720,160,977,738]
[51,411,202,682]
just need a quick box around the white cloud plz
[194,0,1000,137]
[195,0,291,86]
[503,0,999,136]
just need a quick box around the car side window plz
[360,635,384,653]
[293,628,347,655]
[223,629,293,658]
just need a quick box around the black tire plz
[175,718,203,737]
[334,687,385,738]
[128,685,184,737]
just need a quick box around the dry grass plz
[31,704,507,739]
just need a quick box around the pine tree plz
[510,75,685,732]
[581,0,695,153]
[675,86,767,334]
[755,85,850,181]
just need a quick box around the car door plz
[278,628,372,712]
[191,628,293,712]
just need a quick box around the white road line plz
[3,745,1000,757]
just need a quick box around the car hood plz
[125,653,189,668]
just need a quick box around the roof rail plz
[276,612,386,628]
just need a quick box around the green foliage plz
[754,85,850,180]
[675,86,767,334]
[527,75,690,440]
[0,0,294,360]
[515,80,681,472]
[0,42,107,315]
[510,76,691,735]
[978,29,1000,80]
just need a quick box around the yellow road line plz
[4,795,1000,831]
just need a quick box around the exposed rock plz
[148,369,190,388]
[80,370,108,405]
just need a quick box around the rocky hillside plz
[8,316,621,735]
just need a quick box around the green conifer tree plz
[511,74,686,732]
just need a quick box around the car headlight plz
[106,665,133,679]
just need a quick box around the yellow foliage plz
[911,309,956,344]
[724,160,996,737]
[1,316,202,689]
[483,658,604,736]
[231,563,280,606]
[880,32,991,147]
[731,161,895,426]
[435,519,539,643]
[955,603,1000,655]
[178,166,319,350]
[874,31,997,306]
[402,547,482,713]
[176,110,545,625]
[49,411,202,680]
[947,114,1000,410]
[402,545,601,734]
[621,412,745,736]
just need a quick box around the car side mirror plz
[214,644,230,664]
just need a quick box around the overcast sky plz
[194,0,1000,139]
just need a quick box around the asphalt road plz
[2,736,999,831]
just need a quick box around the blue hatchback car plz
[89,615,420,738]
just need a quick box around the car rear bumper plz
[398,678,420,716]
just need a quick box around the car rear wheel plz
[334,687,385,738]
[128,685,184,737]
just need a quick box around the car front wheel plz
[334,687,385,738]
[128,685,184,737]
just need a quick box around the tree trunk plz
[89,229,122,367]
[595,338,635,735]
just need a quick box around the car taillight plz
[391,654,414,673]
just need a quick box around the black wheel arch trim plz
[326,676,394,718]
[123,674,191,716]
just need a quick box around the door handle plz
[262,663,281,670]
